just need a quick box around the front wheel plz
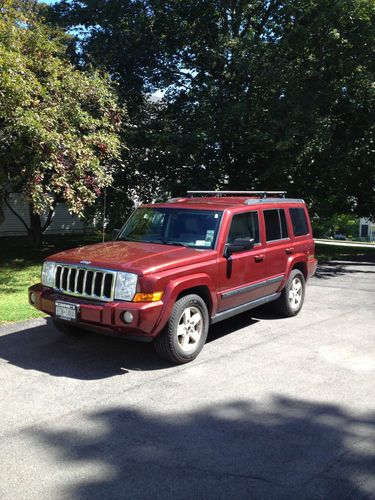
[274,269,305,317]
[154,294,209,364]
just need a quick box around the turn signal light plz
[133,292,164,302]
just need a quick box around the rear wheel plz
[275,269,305,317]
[53,319,87,337]
[154,294,209,364]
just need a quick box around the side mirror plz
[112,228,120,240]
[224,237,255,258]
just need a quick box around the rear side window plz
[290,208,309,236]
[264,209,289,241]
[227,212,260,244]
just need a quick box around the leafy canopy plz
[0,0,122,216]
[53,0,375,221]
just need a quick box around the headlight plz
[42,261,56,287]
[114,272,138,301]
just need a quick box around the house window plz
[360,224,368,238]
[290,208,309,237]
[264,209,289,241]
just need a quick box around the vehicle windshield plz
[118,207,222,249]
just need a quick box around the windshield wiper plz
[119,238,186,247]
[161,241,186,247]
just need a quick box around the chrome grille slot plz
[55,267,62,289]
[69,268,77,291]
[54,264,116,301]
[62,267,68,290]
[85,270,94,294]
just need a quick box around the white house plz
[359,218,375,242]
[0,193,95,236]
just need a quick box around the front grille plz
[54,265,116,301]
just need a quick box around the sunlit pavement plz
[1,258,374,499]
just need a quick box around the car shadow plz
[0,307,281,379]
[315,259,375,280]
[0,318,170,379]
[208,313,260,342]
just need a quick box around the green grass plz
[0,261,45,324]
[315,243,375,262]
[0,236,374,326]
[0,233,103,326]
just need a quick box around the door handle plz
[285,247,294,255]
[254,254,265,263]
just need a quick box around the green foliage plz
[52,0,375,224]
[0,233,103,324]
[312,213,359,238]
[0,0,122,221]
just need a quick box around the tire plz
[274,269,305,317]
[53,319,88,337]
[154,294,209,364]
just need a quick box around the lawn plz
[0,234,102,325]
[0,236,374,325]
[314,242,375,262]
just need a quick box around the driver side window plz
[227,212,260,244]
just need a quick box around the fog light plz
[123,311,133,324]
[30,292,36,305]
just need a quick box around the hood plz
[48,241,217,275]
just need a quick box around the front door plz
[218,211,266,311]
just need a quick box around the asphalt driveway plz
[0,258,374,499]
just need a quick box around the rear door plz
[289,205,312,254]
[218,210,267,311]
[261,208,292,296]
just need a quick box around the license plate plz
[55,301,79,322]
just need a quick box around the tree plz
[0,0,122,247]
[52,0,375,222]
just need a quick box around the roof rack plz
[187,190,287,198]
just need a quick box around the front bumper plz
[28,284,164,340]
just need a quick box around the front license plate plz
[55,301,79,322]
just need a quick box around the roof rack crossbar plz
[187,190,287,198]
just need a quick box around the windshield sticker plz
[195,240,207,246]
[205,230,214,242]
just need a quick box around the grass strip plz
[0,234,102,325]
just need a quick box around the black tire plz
[274,269,305,317]
[53,319,88,337]
[154,294,209,364]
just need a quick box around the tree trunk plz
[29,203,42,250]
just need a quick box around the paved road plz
[1,258,375,499]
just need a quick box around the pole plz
[102,188,106,243]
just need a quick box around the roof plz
[142,196,305,211]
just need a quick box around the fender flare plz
[278,254,308,291]
[153,273,217,335]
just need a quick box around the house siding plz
[359,217,375,242]
[0,193,95,236]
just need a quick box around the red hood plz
[48,241,217,275]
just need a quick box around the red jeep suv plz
[29,191,317,364]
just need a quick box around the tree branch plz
[41,199,57,233]
[4,196,30,233]
[221,0,229,34]
[254,0,281,43]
